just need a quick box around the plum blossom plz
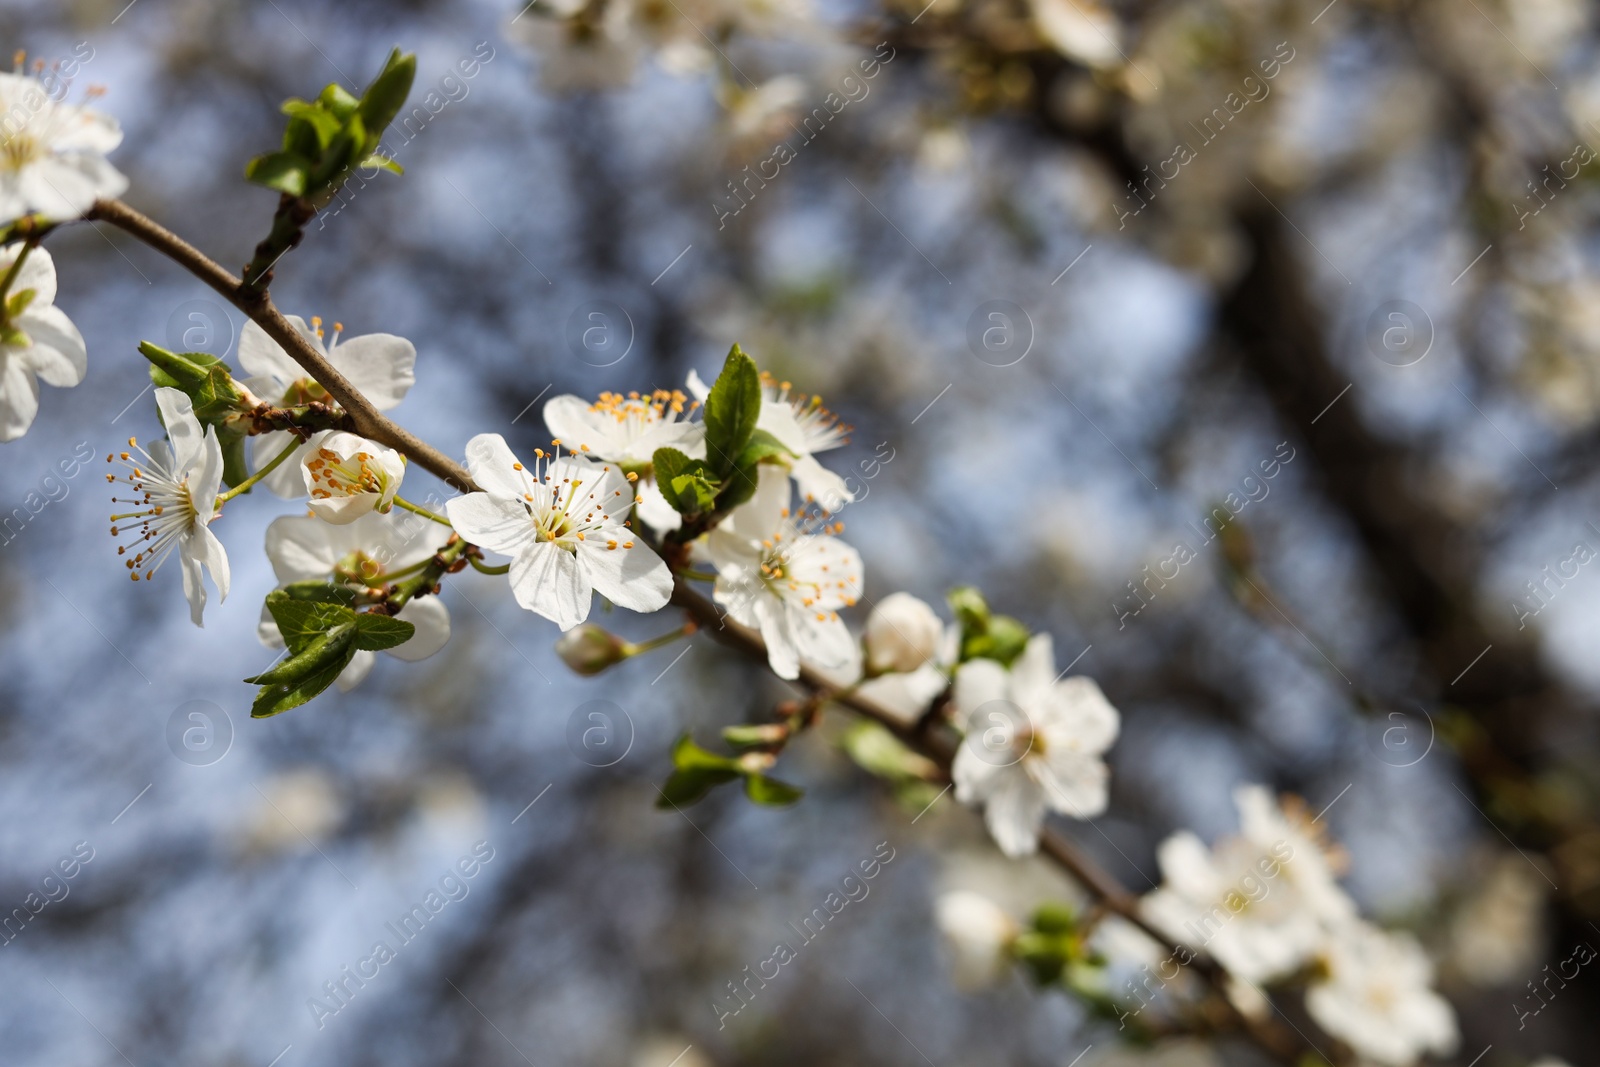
[1142,785,1356,984]
[950,634,1120,857]
[260,511,452,690]
[697,464,862,680]
[107,388,228,626]
[0,71,128,220]
[854,591,954,726]
[238,315,415,496]
[0,242,86,441]
[935,891,1018,989]
[444,433,672,630]
[1306,921,1459,1067]
[301,431,405,524]
[688,368,853,509]
[542,388,703,532]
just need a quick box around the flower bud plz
[864,592,944,674]
[555,624,627,676]
[935,891,1018,989]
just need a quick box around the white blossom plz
[935,890,1017,989]
[444,433,672,630]
[301,431,405,524]
[260,511,451,690]
[1306,921,1459,1067]
[108,388,228,626]
[688,367,853,509]
[697,464,862,680]
[238,315,415,496]
[0,243,85,441]
[1142,785,1356,985]
[0,72,128,220]
[542,388,703,532]
[864,591,944,674]
[951,634,1120,857]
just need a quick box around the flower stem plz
[676,567,718,582]
[0,240,36,307]
[393,495,453,527]
[622,622,696,658]
[468,556,510,575]
[382,536,469,613]
[217,437,302,505]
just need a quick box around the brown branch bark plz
[83,198,479,493]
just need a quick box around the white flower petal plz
[153,387,206,473]
[445,492,533,556]
[0,353,41,441]
[462,433,538,499]
[387,595,450,662]
[331,332,415,411]
[575,535,672,614]
[6,242,57,306]
[238,318,311,388]
[983,773,1047,857]
[509,540,591,629]
[754,594,801,679]
[18,305,87,387]
[337,650,377,691]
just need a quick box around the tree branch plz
[82,198,479,493]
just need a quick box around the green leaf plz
[734,428,794,468]
[657,766,740,808]
[670,471,718,514]
[275,581,361,607]
[280,99,342,148]
[353,612,415,652]
[1032,902,1077,936]
[140,342,246,425]
[744,774,804,806]
[266,594,358,655]
[245,621,355,687]
[358,152,403,175]
[244,150,312,196]
[316,82,361,121]
[652,447,718,516]
[357,49,417,144]
[670,733,741,773]
[702,344,762,475]
[247,626,359,718]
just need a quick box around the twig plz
[81,198,478,492]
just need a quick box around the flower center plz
[306,446,391,502]
[106,437,202,581]
[0,133,42,173]
[280,376,332,406]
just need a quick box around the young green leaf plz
[357,49,417,141]
[265,595,358,655]
[702,344,762,474]
[734,428,794,468]
[353,612,416,652]
[657,767,740,808]
[244,622,356,688]
[743,774,804,806]
[243,150,311,196]
[247,627,359,718]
